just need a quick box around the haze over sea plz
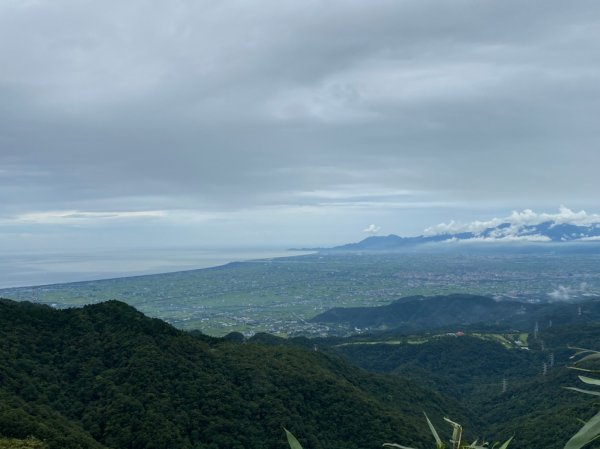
[0,248,306,289]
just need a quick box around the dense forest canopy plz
[0,299,463,449]
[1,298,599,449]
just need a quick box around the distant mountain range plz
[309,219,600,252]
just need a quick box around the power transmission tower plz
[543,362,548,376]
[549,352,555,368]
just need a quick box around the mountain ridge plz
[0,297,466,449]
[309,219,600,252]
[310,293,600,332]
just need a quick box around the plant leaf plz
[466,443,489,449]
[568,367,600,374]
[569,347,599,356]
[444,417,463,448]
[424,413,444,449]
[284,428,303,449]
[563,387,600,397]
[383,443,418,449]
[579,375,600,386]
[497,436,513,449]
[564,409,600,449]
[575,353,600,365]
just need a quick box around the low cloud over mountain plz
[425,206,600,237]
[328,207,600,251]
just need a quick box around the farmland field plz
[2,252,600,336]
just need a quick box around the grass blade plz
[564,409,600,449]
[575,353,600,364]
[568,367,600,374]
[425,412,444,449]
[284,428,303,449]
[579,375,600,386]
[563,387,600,397]
[444,417,463,449]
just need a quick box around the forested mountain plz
[3,297,599,449]
[320,329,600,449]
[0,299,467,449]
[311,294,600,332]
[231,320,600,449]
[253,316,600,449]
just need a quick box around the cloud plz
[548,285,577,301]
[547,283,591,302]
[363,224,381,234]
[293,185,422,201]
[11,210,167,225]
[442,234,552,243]
[424,206,600,236]
[2,1,600,250]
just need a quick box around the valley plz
[2,252,600,336]
[3,249,600,449]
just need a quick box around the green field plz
[2,252,600,336]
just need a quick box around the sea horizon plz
[0,247,311,290]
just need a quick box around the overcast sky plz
[2,0,600,253]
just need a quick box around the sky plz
[2,0,600,254]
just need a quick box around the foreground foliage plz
[563,348,600,449]
[285,413,512,449]
[382,414,512,449]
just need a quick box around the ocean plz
[0,247,307,289]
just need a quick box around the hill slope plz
[318,328,600,449]
[311,294,600,332]
[0,298,468,449]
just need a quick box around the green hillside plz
[0,437,47,449]
[311,294,600,334]
[317,329,600,449]
[4,296,600,449]
[0,299,468,449]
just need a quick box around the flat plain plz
[2,252,600,336]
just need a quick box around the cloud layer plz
[425,207,600,236]
[2,1,600,248]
